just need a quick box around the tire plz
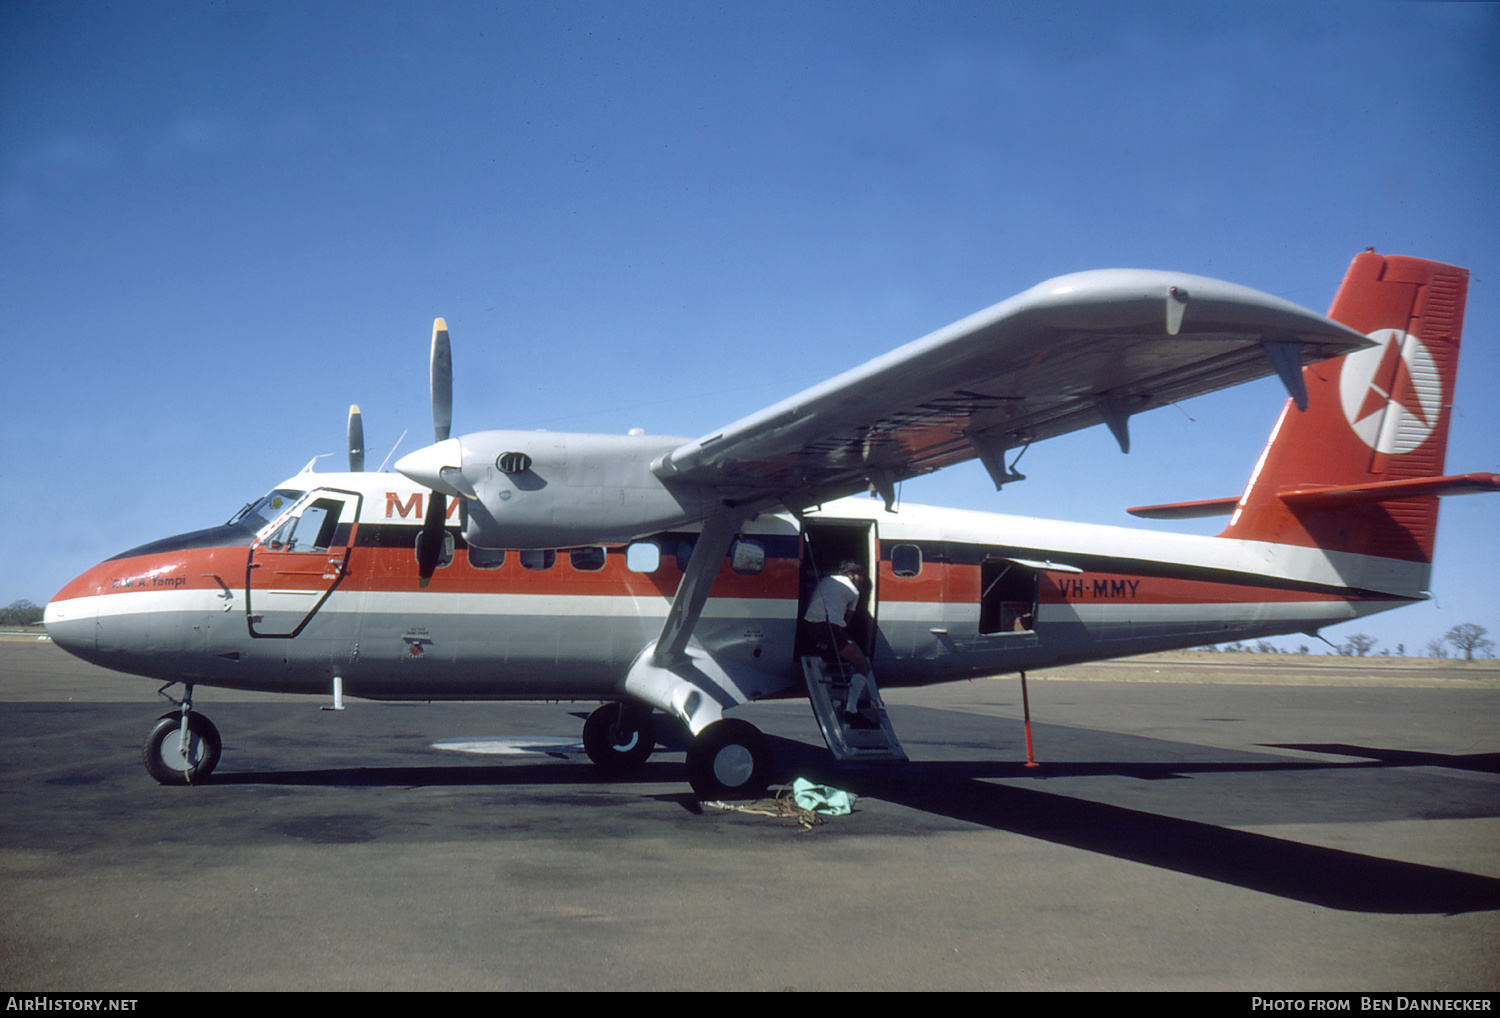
[143,712,222,785]
[685,718,771,800]
[582,702,657,773]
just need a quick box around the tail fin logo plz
[1337,329,1443,455]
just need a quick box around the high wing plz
[394,267,1371,559]
[653,269,1370,512]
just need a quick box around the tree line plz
[1,599,44,627]
[1200,623,1494,660]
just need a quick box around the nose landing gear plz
[142,683,221,785]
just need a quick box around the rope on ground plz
[703,784,830,831]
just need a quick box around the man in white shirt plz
[802,560,877,723]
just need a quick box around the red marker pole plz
[1020,669,1039,768]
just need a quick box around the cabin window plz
[468,546,506,570]
[413,529,455,571]
[569,547,606,572]
[519,549,556,571]
[675,538,696,573]
[626,541,660,573]
[979,559,1037,635]
[891,544,922,578]
[730,538,765,575]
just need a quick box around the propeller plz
[414,481,448,586]
[347,405,365,472]
[416,318,455,586]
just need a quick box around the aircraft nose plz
[395,438,466,497]
[44,570,102,657]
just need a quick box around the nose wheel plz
[143,711,221,785]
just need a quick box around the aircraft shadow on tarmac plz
[205,728,1500,918]
[839,760,1500,918]
[1267,743,1500,777]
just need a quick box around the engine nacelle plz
[399,430,717,549]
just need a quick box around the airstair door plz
[800,656,907,762]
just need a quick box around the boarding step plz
[799,656,907,762]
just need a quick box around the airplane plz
[43,250,1499,800]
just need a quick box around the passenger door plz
[798,520,879,659]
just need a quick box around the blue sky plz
[2,1,1496,656]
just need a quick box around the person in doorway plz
[801,560,877,725]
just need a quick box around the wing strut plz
[653,509,751,666]
[623,507,795,736]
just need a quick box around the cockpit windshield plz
[227,489,306,530]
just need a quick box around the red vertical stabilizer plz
[1220,251,1471,564]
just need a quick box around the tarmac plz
[1,636,1496,991]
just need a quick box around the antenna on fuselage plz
[375,430,408,473]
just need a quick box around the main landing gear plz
[581,702,772,800]
[684,718,771,800]
[582,702,657,773]
[142,684,222,785]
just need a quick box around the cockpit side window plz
[292,500,342,551]
[263,498,345,553]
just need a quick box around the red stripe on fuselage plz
[55,534,1398,612]
[1040,570,1389,604]
[51,545,251,601]
[353,543,799,599]
[877,561,1401,605]
[53,538,797,603]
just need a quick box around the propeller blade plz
[412,317,457,588]
[415,491,447,587]
[431,318,452,443]
[347,404,365,472]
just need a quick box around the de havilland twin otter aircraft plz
[45,250,1499,799]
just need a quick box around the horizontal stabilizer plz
[1129,472,1500,520]
[1276,472,1500,508]
[1127,496,1240,520]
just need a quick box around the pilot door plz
[246,490,362,638]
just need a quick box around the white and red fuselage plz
[40,475,1430,702]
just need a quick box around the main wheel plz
[685,718,771,800]
[143,711,222,785]
[582,702,657,773]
